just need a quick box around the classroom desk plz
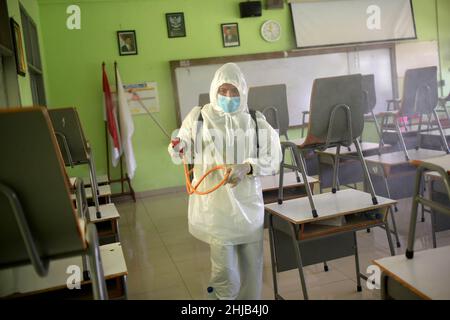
[88,203,121,244]
[374,245,450,300]
[364,149,446,200]
[265,189,396,300]
[416,155,450,248]
[315,142,390,190]
[381,125,429,151]
[0,242,128,300]
[69,179,120,244]
[70,183,112,203]
[316,142,401,247]
[420,128,450,150]
[261,172,319,229]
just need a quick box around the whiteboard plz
[290,0,416,48]
[395,41,439,97]
[174,47,394,126]
[348,48,393,113]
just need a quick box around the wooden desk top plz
[261,172,318,192]
[374,245,450,300]
[265,189,395,225]
[0,242,127,297]
[420,128,450,137]
[365,149,446,166]
[88,203,120,222]
[70,184,112,200]
[412,154,450,174]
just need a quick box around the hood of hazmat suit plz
[168,63,282,245]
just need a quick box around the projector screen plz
[291,0,417,48]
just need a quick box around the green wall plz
[7,0,46,106]
[36,0,450,192]
[437,0,450,95]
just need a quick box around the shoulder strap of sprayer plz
[196,107,259,158]
[249,109,260,158]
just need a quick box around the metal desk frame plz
[266,190,396,300]
[406,156,450,259]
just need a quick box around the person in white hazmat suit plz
[168,63,282,300]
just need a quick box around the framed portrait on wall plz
[221,23,239,48]
[10,18,26,76]
[117,30,138,56]
[267,0,284,9]
[166,12,186,38]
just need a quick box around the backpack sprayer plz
[128,89,229,195]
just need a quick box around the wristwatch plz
[247,163,253,175]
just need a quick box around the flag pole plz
[114,61,125,195]
[113,61,136,201]
[103,62,112,183]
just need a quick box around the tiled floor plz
[115,191,450,300]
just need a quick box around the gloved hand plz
[171,137,184,157]
[225,163,251,188]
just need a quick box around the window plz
[20,5,46,105]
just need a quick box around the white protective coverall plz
[168,63,282,299]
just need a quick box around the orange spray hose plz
[183,158,229,195]
[129,89,229,195]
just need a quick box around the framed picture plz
[267,0,284,9]
[166,12,186,38]
[117,30,138,56]
[221,23,240,47]
[10,18,26,76]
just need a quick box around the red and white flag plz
[102,64,121,167]
[116,67,137,179]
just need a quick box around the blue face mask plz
[217,94,240,113]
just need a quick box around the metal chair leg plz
[431,210,438,249]
[395,119,410,160]
[289,147,302,183]
[353,232,362,292]
[87,223,108,300]
[434,110,450,153]
[384,218,396,256]
[354,139,378,205]
[331,145,341,194]
[293,148,318,218]
[382,173,399,215]
[371,110,383,145]
[389,207,401,248]
[289,224,309,300]
[278,147,286,204]
[268,214,281,300]
[87,146,102,219]
[406,168,424,259]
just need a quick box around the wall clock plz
[261,20,281,42]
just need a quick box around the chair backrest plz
[48,107,88,165]
[198,93,210,107]
[0,107,85,269]
[305,74,363,147]
[400,66,438,116]
[362,74,376,114]
[247,84,289,137]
